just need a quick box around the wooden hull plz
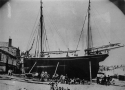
[24,54,108,80]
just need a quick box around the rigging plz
[76,11,88,51]
[45,10,69,50]
[26,10,40,51]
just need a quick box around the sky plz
[0,0,125,66]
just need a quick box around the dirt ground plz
[0,75,125,90]
[0,79,125,90]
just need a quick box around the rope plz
[34,27,40,57]
[44,30,50,52]
[43,18,50,52]
[35,30,38,57]
[46,37,50,51]
[37,28,40,57]
[41,18,47,52]
[91,18,105,45]
[26,10,40,51]
[91,6,110,43]
[76,11,88,50]
[26,23,39,52]
[45,11,68,50]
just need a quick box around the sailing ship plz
[23,0,124,80]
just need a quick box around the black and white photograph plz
[0,0,125,90]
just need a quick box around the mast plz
[40,0,43,54]
[88,0,92,84]
[87,0,91,55]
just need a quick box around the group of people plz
[32,71,50,81]
[53,74,85,85]
[33,71,85,85]
[50,83,70,90]
[97,75,112,85]
[40,71,50,81]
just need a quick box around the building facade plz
[0,38,20,73]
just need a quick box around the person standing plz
[107,75,110,85]
[103,75,107,85]
[40,71,45,81]
[97,77,100,84]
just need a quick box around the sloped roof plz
[0,49,17,59]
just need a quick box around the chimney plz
[8,38,12,47]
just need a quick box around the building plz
[0,38,20,73]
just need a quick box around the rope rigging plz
[91,17,105,45]
[42,17,50,52]
[84,4,124,53]
[44,14,60,51]
[26,10,40,51]
[91,5,110,44]
[45,32,50,52]
[76,11,88,51]
[34,26,40,57]
[25,23,40,56]
[25,0,124,57]
[25,23,40,57]
[29,38,35,52]
[45,11,69,50]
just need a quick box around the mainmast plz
[85,0,124,55]
[88,0,92,84]
[40,0,43,54]
[87,0,91,55]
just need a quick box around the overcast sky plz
[0,0,125,66]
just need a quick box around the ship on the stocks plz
[23,0,124,80]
